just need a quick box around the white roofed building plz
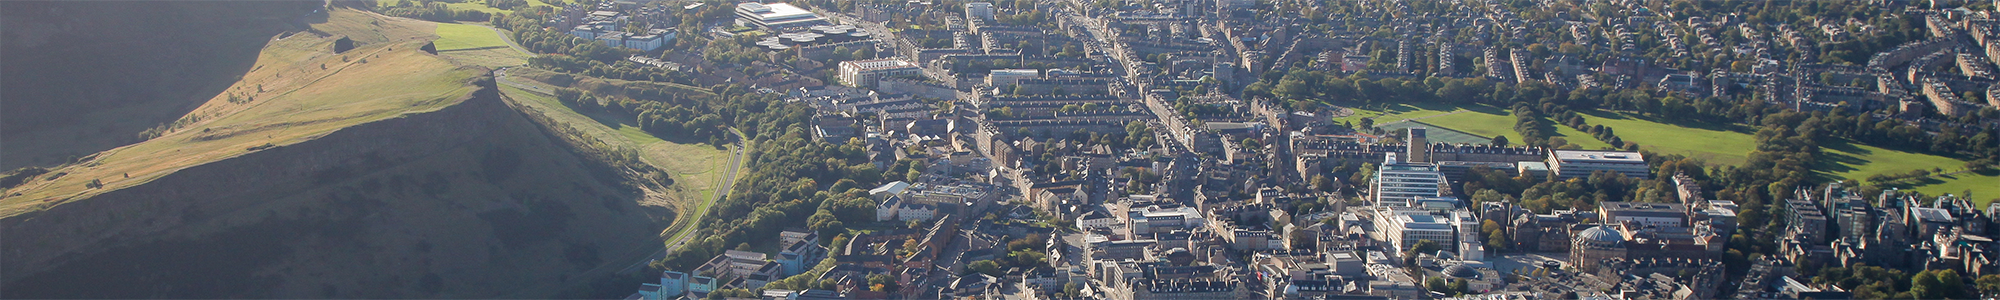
[1546,150,1649,179]
[735,3,828,31]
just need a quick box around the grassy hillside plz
[2,8,675,298]
[0,0,321,169]
[1,8,476,217]
[497,72,743,244]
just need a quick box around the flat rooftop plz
[1551,150,1646,163]
[737,2,824,25]
[842,58,919,71]
[1601,201,1686,212]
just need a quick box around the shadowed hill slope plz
[0,0,321,169]
[0,8,673,298]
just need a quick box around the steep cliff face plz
[0,82,672,298]
[0,0,321,169]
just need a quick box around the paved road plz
[488,26,532,56]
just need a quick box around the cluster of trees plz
[553,87,730,146]
[528,54,692,84]
[376,1,492,22]
[1555,111,1639,151]
[968,234,1052,276]
[1810,264,1987,299]
[1425,276,1472,297]
[483,0,529,10]
[493,9,640,62]
[654,90,893,271]
[702,36,767,67]
[1810,111,2000,163]
[1507,105,1566,148]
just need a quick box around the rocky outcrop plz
[0,79,671,298]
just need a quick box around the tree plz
[1492,135,1510,147]
[1426,277,1449,293]
[1975,274,2000,298]
[868,273,900,292]
[1402,239,1442,265]
[1312,175,1337,192]
[968,260,1003,276]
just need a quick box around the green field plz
[1417,108,1615,150]
[1578,111,1758,165]
[1331,102,1459,125]
[1818,139,2000,203]
[433,23,509,51]
[1340,103,1614,149]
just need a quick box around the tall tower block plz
[1407,128,1430,163]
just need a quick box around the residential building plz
[838,58,922,88]
[965,2,995,21]
[987,69,1038,88]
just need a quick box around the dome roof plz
[1441,264,1481,278]
[1577,226,1625,244]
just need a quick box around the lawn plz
[1343,103,1615,149]
[1817,139,2000,204]
[433,23,509,51]
[1578,111,1758,165]
[1,9,480,217]
[1417,107,1615,150]
[1331,102,1459,125]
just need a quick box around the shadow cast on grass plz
[1578,110,1751,134]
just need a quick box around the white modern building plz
[1374,207,1457,254]
[1546,150,1649,179]
[987,69,1038,88]
[1370,153,1444,207]
[735,2,828,30]
[838,58,922,87]
[965,2,995,21]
